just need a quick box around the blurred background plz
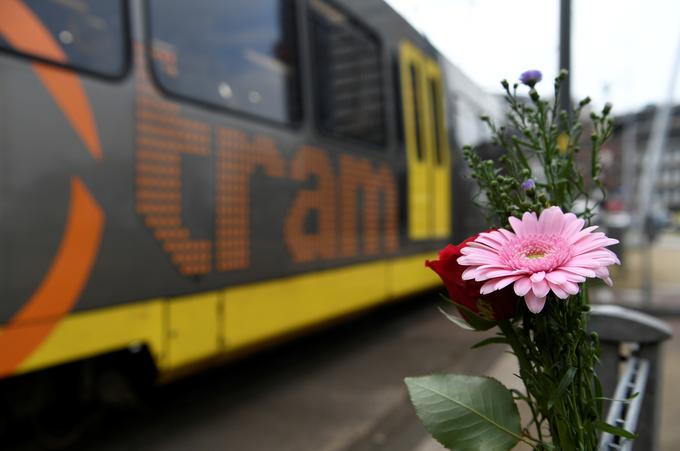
[0,0,679,450]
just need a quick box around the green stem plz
[497,319,544,448]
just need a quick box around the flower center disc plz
[525,251,546,260]
[500,234,571,272]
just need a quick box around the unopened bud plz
[530,89,540,102]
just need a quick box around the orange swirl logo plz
[0,1,104,376]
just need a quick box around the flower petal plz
[545,270,566,285]
[494,275,523,290]
[513,276,532,296]
[548,282,569,299]
[530,271,545,283]
[525,292,546,313]
[560,266,597,278]
[521,211,539,234]
[509,216,526,236]
[562,281,580,295]
[538,206,564,234]
[531,278,550,298]
[480,280,497,295]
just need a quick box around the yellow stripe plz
[18,299,165,373]
[9,252,439,377]
[224,260,387,348]
[167,292,222,368]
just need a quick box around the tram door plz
[399,41,451,240]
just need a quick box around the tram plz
[0,0,502,435]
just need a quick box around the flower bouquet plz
[405,70,631,450]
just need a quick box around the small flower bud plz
[501,79,509,90]
[529,89,540,102]
[602,102,612,115]
[579,96,591,107]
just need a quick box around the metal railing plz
[590,305,672,451]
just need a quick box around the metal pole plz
[559,0,571,116]
[621,121,638,211]
[634,29,680,305]
[634,35,680,233]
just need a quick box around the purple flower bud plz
[521,179,535,191]
[519,70,542,87]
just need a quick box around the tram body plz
[0,0,501,389]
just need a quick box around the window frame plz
[0,0,132,81]
[142,0,304,128]
[307,0,388,149]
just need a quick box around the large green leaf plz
[405,374,523,451]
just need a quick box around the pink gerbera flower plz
[457,206,620,314]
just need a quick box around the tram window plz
[410,63,423,160]
[308,0,386,146]
[429,79,443,165]
[0,0,127,77]
[147,0,301,125]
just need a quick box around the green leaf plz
[548,367,577,409]
[438,306,475,331]
[593,420,637,440]
[405,374,523,451]
[471,336,508,349]
[438,293,497,331]
[594,375,604,418]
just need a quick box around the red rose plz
[425,232,518,322]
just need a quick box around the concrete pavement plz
[412,231,680,451]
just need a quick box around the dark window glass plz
[147,0,301,125]
[410,63,423,160]
[0,0,127,77]
[429,78,443,165]
[308,0,386,146]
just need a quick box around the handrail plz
[590,305,672,451]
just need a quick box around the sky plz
[385,0,680,115]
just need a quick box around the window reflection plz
[0,0,126,76]
[148,0,301,125]
[309,0,386,146]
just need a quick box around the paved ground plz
[7,232,679,451]
[597,231,680,450]
[659,318,680,451]
[42,295,503,451]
